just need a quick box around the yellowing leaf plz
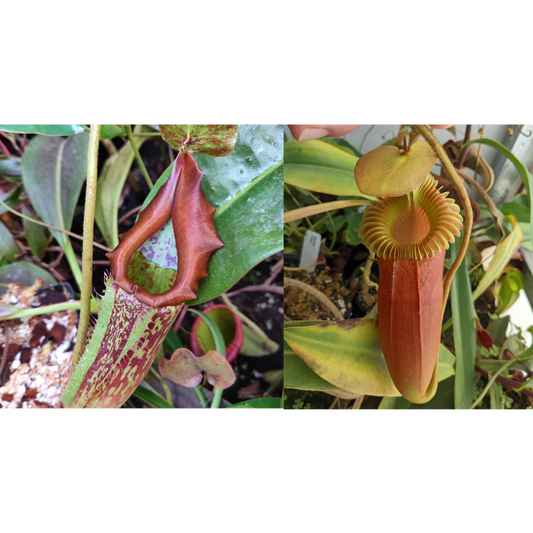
[284,318,455,397]
[284,140,372,199]
[285,318,400,397]
[472,223,522,301]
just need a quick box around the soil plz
[284,266,350,322]
[0,280,77,408]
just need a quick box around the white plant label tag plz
[299,230,321,273]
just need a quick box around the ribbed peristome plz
[358,175,463,260]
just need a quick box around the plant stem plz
[70,125,100,373]
[63,238,83,289]
[125,124,153,190]
[195,386,208,408]
[0,325,9,379]
[284,184,315,230]
[470,357,517,409]
[414,125,473,318]
[211,388,223,409]
[456,124,472,169]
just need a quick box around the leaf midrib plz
[214,159,282,220]
[55,137,67,232]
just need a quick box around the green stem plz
[125,124,153,190]
[0,300,97,321]
[414,125,474,318]
[71,125,100,372]
[63,237,83,289]
[211,388,223,409]
[284,184,315,231]
[195,386,208,408]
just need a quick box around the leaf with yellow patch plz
[284,319,455,397]
[284,139,373,199]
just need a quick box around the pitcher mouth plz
[106,152,223,308]
[358,175,463,261]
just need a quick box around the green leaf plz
[133,386,174,408]
[240,321,279,356]
[21,132,90,249]
[487,316,510,346]
[22,206,50,258]
[284,139,373,199]
[320,137,363,157]
[0,220,21,261]
[0,125,85,136]
[160,125,238,157]
[472,223,522,301]
[228,397,281,408]
[163,327,184,353]
[284,341,339,392]
[463,137,533,245]
[95,125,149,248]
[0,187,22,216]
[0,156,21,179]
[0,261,56,295]
[128,125,283,304]
[188,309,226,357]
[450,236,477,409]
[489,380,504,409]
[496,268,524,315]
[500,195,530,224]
[329,210,363,244]
[99,125,126,139]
